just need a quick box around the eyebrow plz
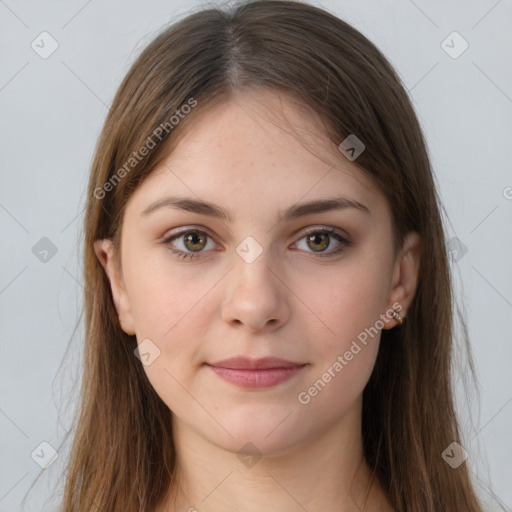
[140,195,370,222]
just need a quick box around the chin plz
[223,432,302,460]
[205,414,310,458]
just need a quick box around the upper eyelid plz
[163,225,216,243]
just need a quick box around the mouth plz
[205,357,307,389]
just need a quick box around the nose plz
[220,248,290,333]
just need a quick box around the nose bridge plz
[220,234,289,331]
[231,234,279,293]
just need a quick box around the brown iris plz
[306,232,330,252]
[183,231,207,252]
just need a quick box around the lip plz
[207,356,304,370]
[205,357,307,389]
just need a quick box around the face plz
[95,89,420,456]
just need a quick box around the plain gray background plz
[1,0,511,510]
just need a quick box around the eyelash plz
[162,226,350,261]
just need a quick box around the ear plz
[93,239,136,336]
[383,231,421,329]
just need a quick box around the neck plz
[157,399,393,512]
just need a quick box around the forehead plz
[125,90,387,221]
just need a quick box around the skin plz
[95,89,420,512]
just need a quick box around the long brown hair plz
[31,1,497,510]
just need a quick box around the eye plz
[162,226,350,261]
[292,227,350,257]
[162,228,216,260]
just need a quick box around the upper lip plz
[207,357,305,370]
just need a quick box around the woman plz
[54,0,490,510]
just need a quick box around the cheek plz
[125,246,214,336]
[295,254,390,348]
[290,253,391,400]
[122,248,211,384]
[123,252,217,413]
[293,273,385,416]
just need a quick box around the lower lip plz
[206,364,306,389]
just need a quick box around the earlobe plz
[384,231,421,329]
[93,239,136,336]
